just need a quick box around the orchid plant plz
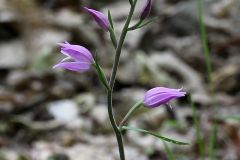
[54,0,189,159]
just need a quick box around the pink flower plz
[53,41,94,72]
[144,87,186,108]
[84,7,110,31]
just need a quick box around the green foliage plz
[197,0,212,85]
[163,142,175,160]
[121,126,189,145]
[32,48,54,72]
[108,10,114,30]
[189,94,205,157]
[216,115,240,121]
[128,17,159,31]
[209,124,217,160]
[93,51,110,91]
[47,154,69,160]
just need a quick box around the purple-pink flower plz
[140,0,152,20]
[84,7,110,31]
[144,87,186,108]
[53,41,94,72]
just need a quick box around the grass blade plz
[189,94,205,157]
[197,0,212,85]
[163,142,175,160]
[209,124,217,160]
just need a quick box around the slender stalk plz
[197,1,217,159]
[109,0,137,88]
[107,0,138,160]
[209,124,217,160]
[189,94,205,158]
[197,0,212,85]
[163,142,175,160]
[128,0,133,5]
[107,91,125,160]
[119,101,143,128]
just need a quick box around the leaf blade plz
[108,10,114,29]
[121,126,189,145]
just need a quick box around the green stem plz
[189,94,205,158]
[197,0,212,90]
[209,124,217,160]
[119,101,143,128]
[107,0,138,160]
[163,142,175,160]
[109,0,137,88]
[128,0,133,5]
[197,1,218,159]
[107,91,125,160]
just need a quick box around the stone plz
[0,41,27,69]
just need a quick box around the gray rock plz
[0,40,27,69]
[30,136,148,160]
[47,100,79,124]
[90,104,112,133]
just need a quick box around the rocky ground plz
[0,0,239,159]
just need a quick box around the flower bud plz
[140,0,152,20]
[144,87,186,108]
[84,7,110,31]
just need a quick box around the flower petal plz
[53,61,91,72]
[143,87,186,108]
[144,92,185,108]
[145,87,185,99]
[58,42,93,63]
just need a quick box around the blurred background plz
[0,0,239,159]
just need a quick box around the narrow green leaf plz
[137,17,159,29]
[163,142,175,160]
[209,124,217,160]
[215,115,240,121]
[121,126,189,145]
[128,17,158,31]
[128,19,142,31]
[108,10,114,30]
[197,0,212,85]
